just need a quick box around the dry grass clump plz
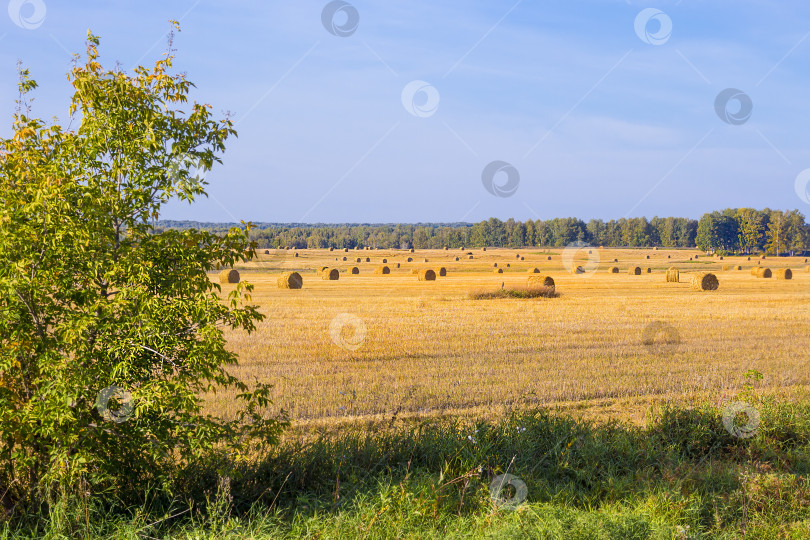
[349,266,360,274]
[666,267,679,282]
[691,272,719,291]
[437,267,447,276]
[418,268,436,281]
[219,269,240,284]
[277,271,302,289]
[774,268,792,280]
[608,266,619,273]
[755,268,772,278]
[628,266,641,275]
[528,267,540,273]
[320,268,339,280]
[410,268,419,275]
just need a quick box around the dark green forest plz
[157,208,809,255]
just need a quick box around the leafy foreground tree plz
[0,27,286,511]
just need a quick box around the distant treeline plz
[155,208,809,255]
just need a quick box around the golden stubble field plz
[207,247,810,432]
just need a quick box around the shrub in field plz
[0,28,287,510]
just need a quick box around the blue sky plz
[3,1,810,223]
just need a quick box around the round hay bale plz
[264,249,270,255]
[344,248,349,252]
[407,257,413,262]
[437,267,447,277]
[444,246,449,250]
[689,258,692,261]
[365,257,371,262]
[756,268,772,278]
[418,268,436,281]
[423,258,429,263]
[374,265,391,275]
[493,263,498,267]
[691,272,719,291]
[349,266,359,274]
[294,252,299,258]
[527,275,555,296]
[219,269,240,284]
[761,255,766,259]
[747,257,751,261]
[528,267,540,273]
[722,265,730,271]
[629,266,641,275]
[277,271,302,289]
[342,256,348,261]
[468,255,474,260]
[460,247,465,251]
[646,267,652,273]
[653,247,659,250]
[382,258,387,263]
[321,268,339,281]
[571,266,585,274]
[319,266,330,273]
[694,255,699,259]
[666,267,679,282]
[608,266,619,273]
[613,258,618,263]
[409,248,415,253]
[547,256,552,261]
[395,263,400,268]
[482,247,487,252]
[735,265,742,270]
[750,267,759,276]
[520,256,524,260]
[516,254,521,259]
[667,255,671,259]
[355,257,362,263]
[455,257,460,261]
[718,256,724,260]
[506,263,511,268]
[774,268,792,280]
[494,268,503,274]
[645,255,650,259]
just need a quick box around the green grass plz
[3,398,810,539]
[469,285,559,299]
